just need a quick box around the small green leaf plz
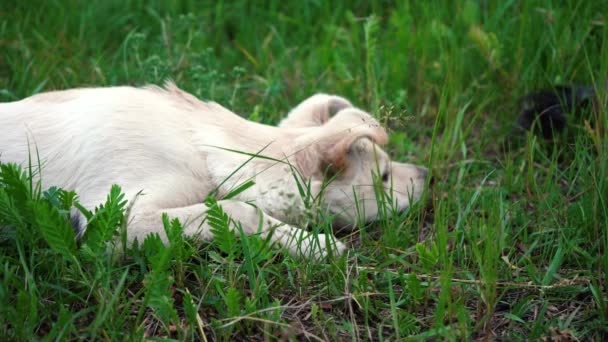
[504,313,526,324]
[542,245,563,286]
[224,287,242,317]
[408,273,424,301]
[183,290,198,327]
[416,242,439,270]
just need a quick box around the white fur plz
[0,82,427,258]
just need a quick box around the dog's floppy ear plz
[296,108,387,177]
[279,94,353,128]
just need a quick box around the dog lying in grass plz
[0,82,428,258]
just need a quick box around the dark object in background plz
[517,84,596,139]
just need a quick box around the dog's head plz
[291,103,428,227]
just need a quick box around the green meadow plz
[1,1,607,340]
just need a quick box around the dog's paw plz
[290,233,347,260]
[315,233,348,258]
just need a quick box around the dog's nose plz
[416,166,435,186]
[417,166,429,180]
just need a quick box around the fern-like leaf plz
[0,163,33,227]
[80,185,127,256]
[142,233,178,326]
[224,287,242,317]
[30,200,76,258]
[0,188,26,231]
[204,197,239,258]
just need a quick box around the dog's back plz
[0,86,217,208]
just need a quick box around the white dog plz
[0,82,428,258]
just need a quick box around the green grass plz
[1,0,607,340]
